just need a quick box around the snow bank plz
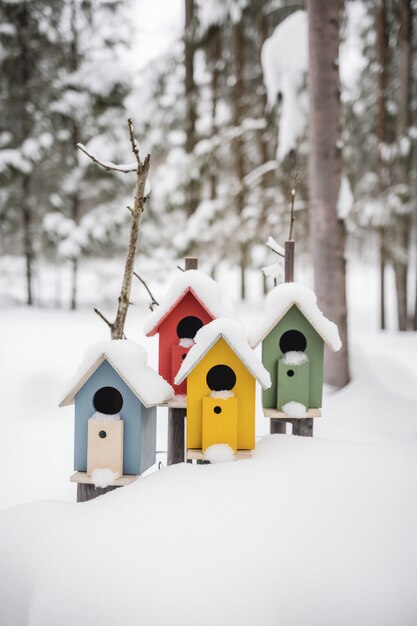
[203,443,235,463]
[248,282,342,351]
[281,351,308,366]
[261,11,308,161]
[1,435,417,626]
[143,269,233,335]
[175,318,271,389]
[91,468,119,488]
[59,340,174,408]
[281,401,307,418]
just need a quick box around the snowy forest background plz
[1,0,417,336]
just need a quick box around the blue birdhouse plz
[59,340,174,488]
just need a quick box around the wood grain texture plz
[76,483,119,503]
[167,407,186,465]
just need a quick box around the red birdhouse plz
[143,269,232,395]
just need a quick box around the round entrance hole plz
[177,316,203,339]
[213,406,222,414]
[99,430,107,439]
[279,329,307,353]
[206,364,236,392]
[93,386,123,415]
[287,370,295,377]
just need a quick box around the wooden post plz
[270,419,286,435]
[77,483,119,503]
[185,256,198,270]
[292,418,313,437]
[166,256,198,465]
[285,240,295,282]
[167,408,186,465]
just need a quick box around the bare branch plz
[288,173,299,241]
[127,205,132,214]
[93,307,113,329]
[77,143,137,173]
[177,265,185,272]
[128,118,140,165]
[134,272,159,308]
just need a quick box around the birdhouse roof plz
[59,340,174,408]
[248,282,342,351]
[143,270,233,336]
[174,318,271,389]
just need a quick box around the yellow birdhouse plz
[175,319,271,457]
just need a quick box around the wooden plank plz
[167,407,186,465]
[70,472,138,486]
[202,397,238,452]
[187,448,252,461]
[264,408,321,419]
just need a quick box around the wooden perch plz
[81,118,151,339]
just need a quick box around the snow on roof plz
[59,340,174,408]
[248,282,342,351]
[143,269,233,336]
[174,318,271,389]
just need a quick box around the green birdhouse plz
[248,283,341,417]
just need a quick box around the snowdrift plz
[1,434,417,626]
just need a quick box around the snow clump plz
[179,338,195,348]
[204,444,235,463]
[281,401,307,418]
[90,412,121,422]
[210,390,235,399]
[281,351,309,366]
[91,468,119,488]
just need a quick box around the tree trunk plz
[233,18,247,300]
[22,177,34,306]
[376,0,388,330]
[394,0,412,331]
[209,27,221,201]
[184,0,198,216]
[307,0,349,388]
[70,0,80,311]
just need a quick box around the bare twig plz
[288,173,299,240]
[133,272,159,309]
[93,307,112,328]
[77,143,137,173]
[128,118,140,165]
[177,265,185,272]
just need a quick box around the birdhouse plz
[175,318,271,456]
[143,269,232,396]
[59,340,174,488]
[248,283,341,418]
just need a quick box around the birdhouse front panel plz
[186,338,256,450]
[202,397,238,452]
[87,419,124,476]
[158,290,214,392]
[277,359,310,410]
[74,359,150,476]
[262,305,324,410]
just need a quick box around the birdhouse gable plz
[59,340,174,408]
[143,269,233,337]
[248,282,342,351]
[175,318,271,389]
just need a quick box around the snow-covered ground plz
[0,261,416,625]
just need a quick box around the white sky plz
[131,0,183,70]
